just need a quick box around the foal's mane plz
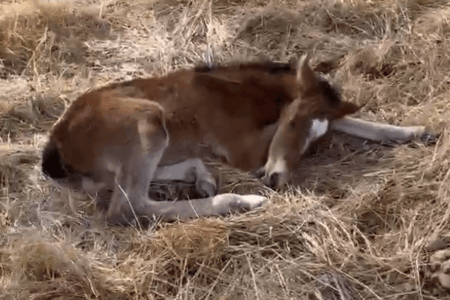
[194,60,296,75]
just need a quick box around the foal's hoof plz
[260,171,289,192]
[382,130,440,148]
[196,178,218,198]
[261,173,276,190]
[419,131,440,146]
[252,168,288,191]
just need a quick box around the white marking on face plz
[301,118,329,154]
[311,119,329,139]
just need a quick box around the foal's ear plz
[334,101,362,119]
[296,53,318,91]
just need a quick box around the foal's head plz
[261,54,361,190]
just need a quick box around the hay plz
[0,0,113,78]
[2,0,450,298]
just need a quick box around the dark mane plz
[194,60,295,76]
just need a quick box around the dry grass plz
[1,0,450,298]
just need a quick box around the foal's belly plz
[158,121,279,172]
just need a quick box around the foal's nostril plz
[261,172,280,190]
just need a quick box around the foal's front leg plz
[153,158,218,197]
[331,116,439,145]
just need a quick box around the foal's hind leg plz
[106,106,169,225]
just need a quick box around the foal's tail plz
[41,140,69,180]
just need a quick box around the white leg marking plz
[149,193,268,221]
[331,116,428,142]
[240,195,268,209]
[211,193,267,215]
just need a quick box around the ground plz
[1,0,450,299]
